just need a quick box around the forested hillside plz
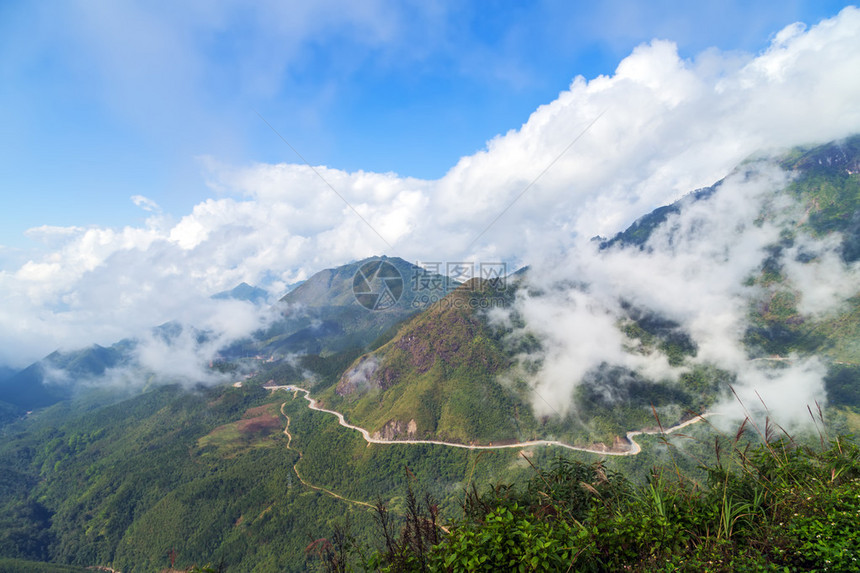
[0,378,565,572]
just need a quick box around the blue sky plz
[0,0,853,254]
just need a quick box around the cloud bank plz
[1,6,859,408]
[507,160,858,426]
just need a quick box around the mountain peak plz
[212,282,270,304]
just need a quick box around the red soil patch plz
[236,415,281,435]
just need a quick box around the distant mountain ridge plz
[603,135,860,256]
[0,343,133,410]
[0,366,16,383]
[243,256,455,358]
[211,282,270,304]
[0,256,455,413]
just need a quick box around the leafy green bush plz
[358,427,860,572]
[436,505,578,572]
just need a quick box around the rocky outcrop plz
[371,418,419,440]
[612,435,631,452]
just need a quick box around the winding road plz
[274,384,712,516]
[271,384,712,456]
[280,401,375,509]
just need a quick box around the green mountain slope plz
[321,278,529,444]
[782,135,860,262]
[0,376,556,572]
[318,272,732,447]
[607,137,860,389]
[743,138,860,361]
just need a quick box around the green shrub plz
[362,430,860,572]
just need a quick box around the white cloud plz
[507,160,858,426]
[24,225,86,245]
[131,195,161,213]
[506,166,781,414]
[782,234,860,316]
[1,5,859,410]
[714,356,829,433]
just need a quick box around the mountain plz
[313,136,860,447]
[0,321,219,415]
[611,137,860,367]
[241,256,455,359]
[613,137,860,420]
[748,138,860,402]
[0,257,451,415]
[0,367,22,423]
[0,365,16,383]
[0,342,134,411]
[6,139,858,442]
[320,276,723,447]
[604,136,860,256]
[600,184,718,250]
[211,282,270,304]
[596,136,860,396]
[322,278,526,444]
[781,135,860,263]
[0,399,23,426]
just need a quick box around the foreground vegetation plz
[337,422,860,572]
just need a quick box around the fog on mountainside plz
[302,138,860,445]
[505,141,860,428]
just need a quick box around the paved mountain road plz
[271,385,711,456]
[273,385,712,516]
